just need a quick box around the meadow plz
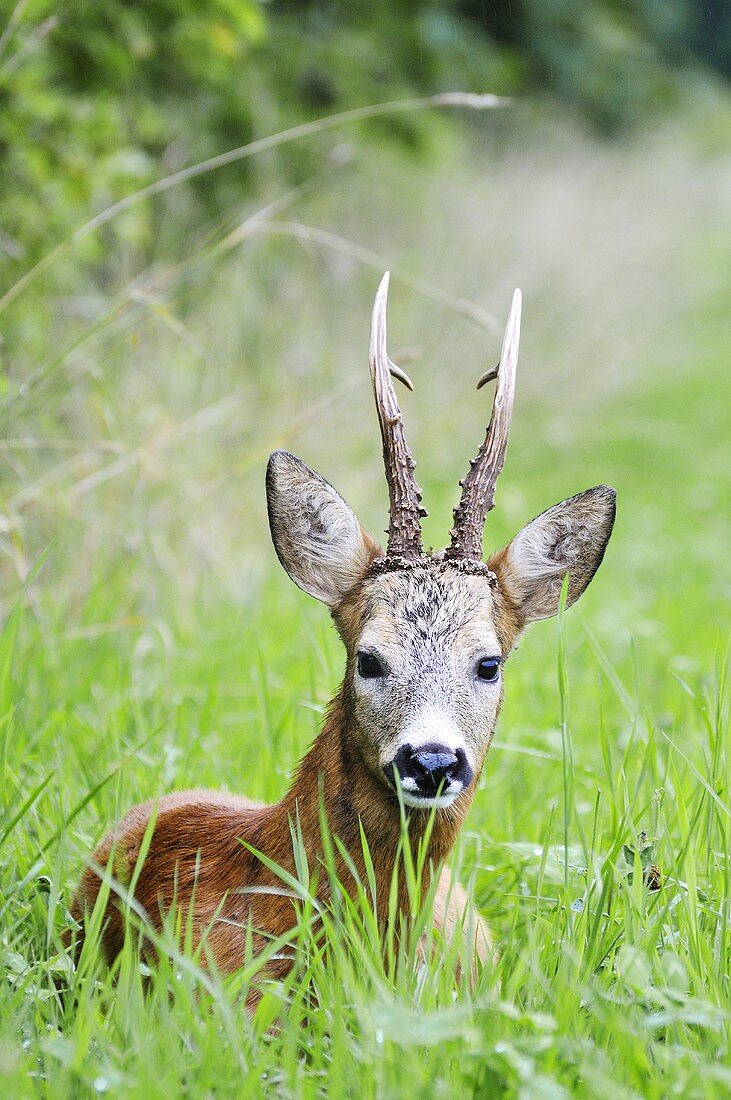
[1,99,730,1096]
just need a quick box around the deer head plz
[266,274,615,813]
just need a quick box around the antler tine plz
[445,288,522,563]
[369,272,426,561]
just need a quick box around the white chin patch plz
[398,783,462,810]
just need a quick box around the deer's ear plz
[489,486,616,623]
[266,451,381,607]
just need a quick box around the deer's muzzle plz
[384,742,473,808]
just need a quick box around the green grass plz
[0,107,730,1096]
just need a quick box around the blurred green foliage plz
[465,0,729,128]
[0,0,727,296]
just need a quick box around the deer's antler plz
[369,272,426,563]
[445,289,522,565]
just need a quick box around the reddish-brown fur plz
[69,494,613,994]
[70,666,502,987]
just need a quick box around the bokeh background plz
[1,0,729,712]
[2,1,729,598]
[0,5,730,1091]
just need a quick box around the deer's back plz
[70,789,276,971]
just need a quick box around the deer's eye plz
[476,657,501,683]
[357,651,384,679]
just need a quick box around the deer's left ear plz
[266,450,382,607]
[488,486,616,623]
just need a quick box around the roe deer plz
[70,274,615,992]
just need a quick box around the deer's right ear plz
[266,451,381,607]
[488,485,616,624]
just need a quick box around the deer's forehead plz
[355,568,500,651]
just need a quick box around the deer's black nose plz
[386,742,473,800]
[412,749,458,791]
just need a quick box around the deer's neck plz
[255,691,470,916]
